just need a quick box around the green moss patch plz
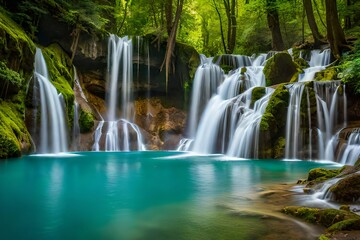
[282,206,360,229]
[79,109,94,133]
[307,168,342,182]
[0,99,31,158]
[251,87,266,108]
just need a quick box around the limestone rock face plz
[263,52,298,86]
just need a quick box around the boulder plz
[263,52,298,86]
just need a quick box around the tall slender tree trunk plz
[161,0,184,93]
[344,0,351,29]
[325,0,347,58]
[229,0,237,53]
[266,0,285,51]
[303,0,324,47]
[213,0,227,53]
[165,0,173,36]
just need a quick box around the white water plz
[33,48,68,153]
[187,55,224,138]
[187,54,270,157]
[299,49,331,82]
[92,35,145,151]
[339,130,360,165]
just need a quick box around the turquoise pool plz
[0,151,336,239]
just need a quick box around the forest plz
[1,0,359,56]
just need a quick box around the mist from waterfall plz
[32,48,68,153]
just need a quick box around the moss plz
[274,137,286,159]
[294,57,309,69]
[327,219,360,232]
[263,52,298,86]
[251,87,266,108]
[260,84,289,133]
[0,8,35,76]
[315,67,338,81]
[0,61,25,99]
[318,234,330,240]
[330,174,360,202]
[307,168,342,182]
[79,109,94,133]
[282,206,359,228]
[0,99,31,158]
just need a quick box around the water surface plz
[0,151,336,239]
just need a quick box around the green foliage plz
[339,40,360,95]
[79,109,94,133]
[0,61,25,98]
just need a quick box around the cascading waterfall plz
[187,55,224,138]
[315,81,347,160]
[92,35,145,151]
[299,49,331,82]
[285,83,306,159]
[188,54,271,157]
[33,48,68,153]
[339,130,360,165]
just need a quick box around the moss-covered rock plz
[0,8,35,76]
[258,84,289,158]
[79,109,94,133]
[315,67,338,81]
[263,52,298,86]
[251,87,266,108]
[294,57,310,69]
[282,206,360,229]
[330,174,360,202]
[0,61,25,98]
[307,168,342,182]
[0,99,31,158]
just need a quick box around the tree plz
[161,0,185,92]
[266,0,285,51]
[211,0,238,54]
[325,0,347,58]
[303,0,325,47]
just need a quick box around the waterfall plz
[285,83,306,159]
[92,35,145,151]
[71,101,80,151]
[187,55,224,138]
[33,48,68,153]
[315,81,347,160]
[339,130,360,165]
[299,49,331,82]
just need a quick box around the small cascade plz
[32,48,68,153]
[299,49,331,82]
[285,83,306,159]
[339,130,360,165]
[315,81,347,160]
[92,121,104,151]
[93,35,145,151]
[284,80,347,160]
[311,177,342,201]
[71,101,80,151]
[187,55,224,138]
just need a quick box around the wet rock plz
[330,174,360,203]
[263,52,298,86]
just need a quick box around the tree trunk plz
[165,0,173,36]
[213,0,227,53]
[266,0,285,51]
[161,0,184,93]
[325,0,347,58]
[303,0,324,47]
[344,0,351,29]
[229,0,237,53]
